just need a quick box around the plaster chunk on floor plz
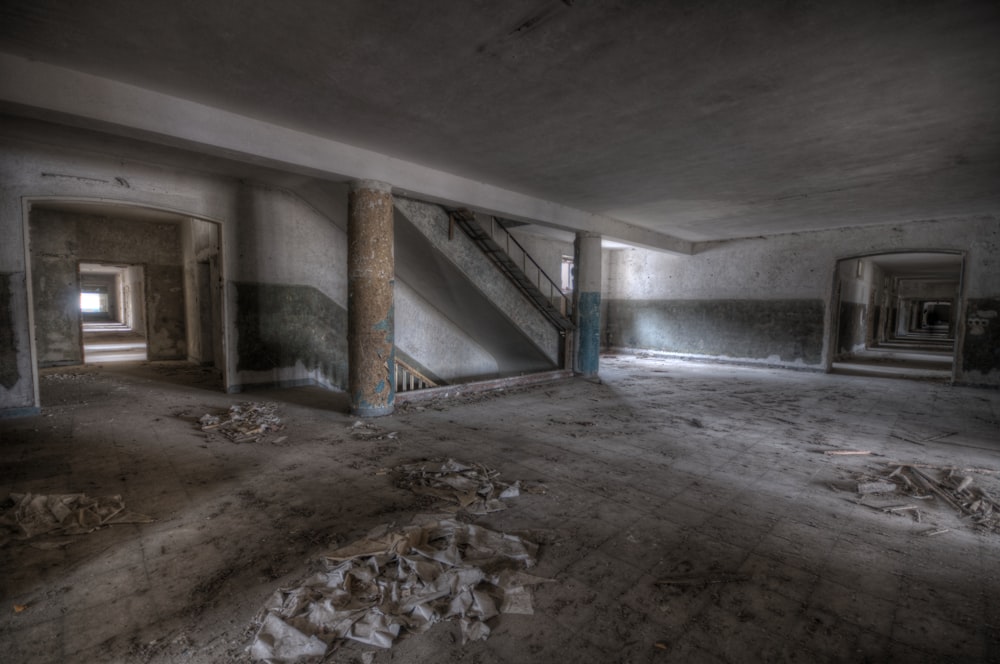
[0,492,153,545]
[394,458,545,514]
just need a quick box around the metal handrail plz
[488,217,571,317]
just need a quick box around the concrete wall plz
[604,216,1000,385]
[228,182,351,391]
[394,281,498,383]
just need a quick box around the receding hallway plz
[1,354,997,663]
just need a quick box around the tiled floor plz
[1,355,998,663]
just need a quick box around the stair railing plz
[394,357,437,393]
[486,216,572,318]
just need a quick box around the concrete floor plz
[82,323,149,364]
[1,355,998,663]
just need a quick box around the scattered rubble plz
[199,402,284,443]
[841,462,1000,533]
[349,420,399,441]
[42,372,97,382]
[249,518,547,662]
[0,493,153,545]
[394,459,544,515]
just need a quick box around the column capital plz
[576,231,602,240]
[350,179,393,194]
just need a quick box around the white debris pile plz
[199,402,284,442]
[883,463,1000,533]
[839,461,1000,535]
[0,493,153,545]
[395,459,542,515]
[249,519,547,662]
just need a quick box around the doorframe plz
[21,197,230,405]
[824,249,966,382]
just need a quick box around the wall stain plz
[605,299,825,365]
[0,273,20,389]
[836,301,867,357]
[962,298,1000,376]
[235,282,349,388]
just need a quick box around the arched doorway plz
[828,251,964,381]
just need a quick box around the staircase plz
[448,209,574,333]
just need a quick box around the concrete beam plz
[0,53,692,255]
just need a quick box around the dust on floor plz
[1,356,999,663]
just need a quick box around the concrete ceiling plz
[2,0,999,243]
[867,251,963,280]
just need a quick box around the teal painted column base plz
[577,291,601,376]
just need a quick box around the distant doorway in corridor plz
[79,262,148,363]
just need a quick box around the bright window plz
[80,292,107,313]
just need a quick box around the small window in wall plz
[80,289,109,313]
[561,255,574,293]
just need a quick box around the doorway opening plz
[79,262,148,363]
[26,199,227,402]
[829,252,963,381]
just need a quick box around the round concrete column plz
[574,231,602,377]
[348,180,395,417]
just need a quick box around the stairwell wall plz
[394,198,561,367]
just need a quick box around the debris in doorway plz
[349,420,399,441]
[199,402,284,443]
[248,518,547,661]
[395,459,543,515]
[0,493,153,545]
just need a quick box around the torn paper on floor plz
[395,459,544,515]
[0,493,153,545]
[249,518,549,662]
[199,402,284,443]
